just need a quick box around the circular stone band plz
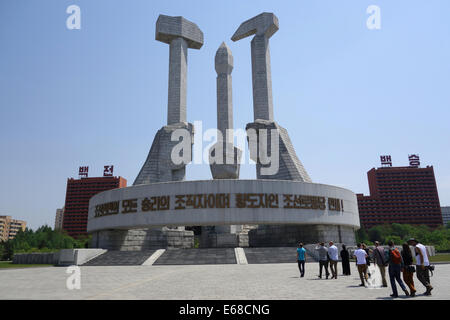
[87,179,360,233]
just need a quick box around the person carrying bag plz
[387,240,409,298]
[401,243,416,297]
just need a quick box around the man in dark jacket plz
[315,242,330,279]
[373,241,388,287]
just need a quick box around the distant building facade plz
[442,206,450,226]
[0,216,27,241]
[62,176,127,238]
[357,165,443,230]
[54,208,64,230]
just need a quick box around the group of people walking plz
[296,242,352,279]
[354,238,434,297]
[297,238,434,298]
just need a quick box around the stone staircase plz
[153,248,237,265]
[303,245,320,262]
[80,246,320,266]
[82,250,156,266]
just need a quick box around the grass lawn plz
[0,261,54,269]
[430,254,450,263]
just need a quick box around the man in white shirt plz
[328,241,339,279]
[408,238,433,296]
[354,243,368,286]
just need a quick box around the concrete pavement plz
[0,263,448,300]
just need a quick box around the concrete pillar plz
[168,38,188,124]
[251,35,274,121]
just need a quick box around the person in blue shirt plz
[297,242,307,277]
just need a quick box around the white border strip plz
[234,247,248,265]
[142,249,166,266]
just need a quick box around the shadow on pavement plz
[375,296,412,300]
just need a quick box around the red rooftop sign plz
[408,154,420,167]
[103,165,114,177]
[380,155,392,167]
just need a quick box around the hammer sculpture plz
[231,12,278,122]
[209,42,242,179]
[232,13,312,182]
[134,15,203,185]
[156,15,204,125]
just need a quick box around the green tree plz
[355,227,369,244]
[363,223,450,252]
[385,235,403,245]
[2,225,88,260]
[368,225,389,244]
[391,223,412,240]
[0,241,5,260]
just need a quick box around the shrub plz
[0,225,90,260]
[359,223,450,251]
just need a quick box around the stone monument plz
[202,42,244,247]
[231,12,311,182]
[209,42,242,179]
[88,12,360,251]
[92,15,205,250]
[231,13,330,246]
[134,15,203,185]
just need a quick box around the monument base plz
[90,224,356,250]
[199,232,239,248]
[91,228,194,251]
[88,179,361,250]
[248,224,356,247]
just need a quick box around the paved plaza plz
[0,263,449,300]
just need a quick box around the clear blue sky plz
[1,1,449,230]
